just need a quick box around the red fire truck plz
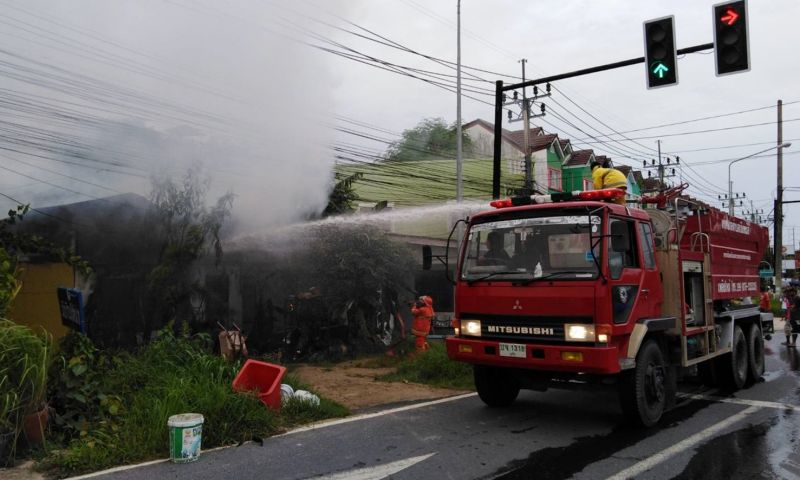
[434,187,773,426]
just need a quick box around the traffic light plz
[643,16,678,89]
[713,0,749,76]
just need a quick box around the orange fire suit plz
[411,296,434,352]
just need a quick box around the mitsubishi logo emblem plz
[512,300,522,310]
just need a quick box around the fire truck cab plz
[439,188,773,426]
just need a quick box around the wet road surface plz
[78,332,800,480]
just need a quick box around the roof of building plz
[563,149,594,167]
[463,118,546,154]
[505,127,546,152]
[462,118,496,133]
[559,139,571,151]
[528,133,558,153]
[641,177,667,192]
[617,165,632,177]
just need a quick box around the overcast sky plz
[0,0,797,248]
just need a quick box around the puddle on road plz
[672,409,800,479]
[488,399,714,480]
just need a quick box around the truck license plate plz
[499,343,526,358]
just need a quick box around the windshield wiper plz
[466,271,529,285]
[514,271,594,285]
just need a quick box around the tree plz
[323,172,363,217]
[145,167,234,334]
[384,118,472,162]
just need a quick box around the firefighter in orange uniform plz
[411,296,434,353]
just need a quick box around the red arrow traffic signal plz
[713,0,749,76]
[720,8,739,25]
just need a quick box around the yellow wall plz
[9,263,74,340]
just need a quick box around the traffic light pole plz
[491,42,713,198]
[775,99,784,290]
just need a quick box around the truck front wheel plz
[474,365,520,407]
[619,339,666,427]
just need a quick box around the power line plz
[577,118,800,144]
[572,100,800,142]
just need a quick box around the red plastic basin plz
[232,359,287,411]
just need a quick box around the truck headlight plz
[565,324,595,342]
[461,319,482,337]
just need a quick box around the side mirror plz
[422,245,432,270]
[610,222,630,252]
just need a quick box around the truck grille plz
[461,314,592,343]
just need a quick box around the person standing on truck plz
[410,295,434,354]
[590,159,627,205]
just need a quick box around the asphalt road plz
[77,332,800,480]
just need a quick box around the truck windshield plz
[461,214,602,282]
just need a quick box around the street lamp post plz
[727,142,792,216]
[455,0,462,203]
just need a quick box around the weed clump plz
[45,328,346,477]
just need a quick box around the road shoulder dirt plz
[291,359,470,411]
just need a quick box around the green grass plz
[377,343,474,390]
[42,330,348,477]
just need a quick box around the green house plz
[561,150,595,192]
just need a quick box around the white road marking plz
[309,453,435,480]
[278,393,478,436]
[677,393,800,412]
[65,444,232,480]
[606,405,759,480]
[65,394,474,479]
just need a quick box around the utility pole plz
[775,99,784,289]
[642,141,677,193]
[520,59,532,194]
[657,140,663,187]
[455,0,462,203]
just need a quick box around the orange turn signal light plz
[561,351,583,362]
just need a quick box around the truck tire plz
[619,340,666,427]
[746,323,765,383]
[716,325,748,390]
[474,365,519,407]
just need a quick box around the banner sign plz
[57,287,87,334]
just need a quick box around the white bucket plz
[168,413,204,463]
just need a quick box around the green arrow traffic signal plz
[643,16,677,89]
[652,63,669,78]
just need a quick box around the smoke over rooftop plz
[0,1,352,231]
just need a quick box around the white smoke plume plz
[0,0,351,230]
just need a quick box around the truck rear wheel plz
[716,325,748,390]
[474,365,519,407]
[747,323,765,383]
[619,340,666,427]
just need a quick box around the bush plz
[45,326,346,476]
